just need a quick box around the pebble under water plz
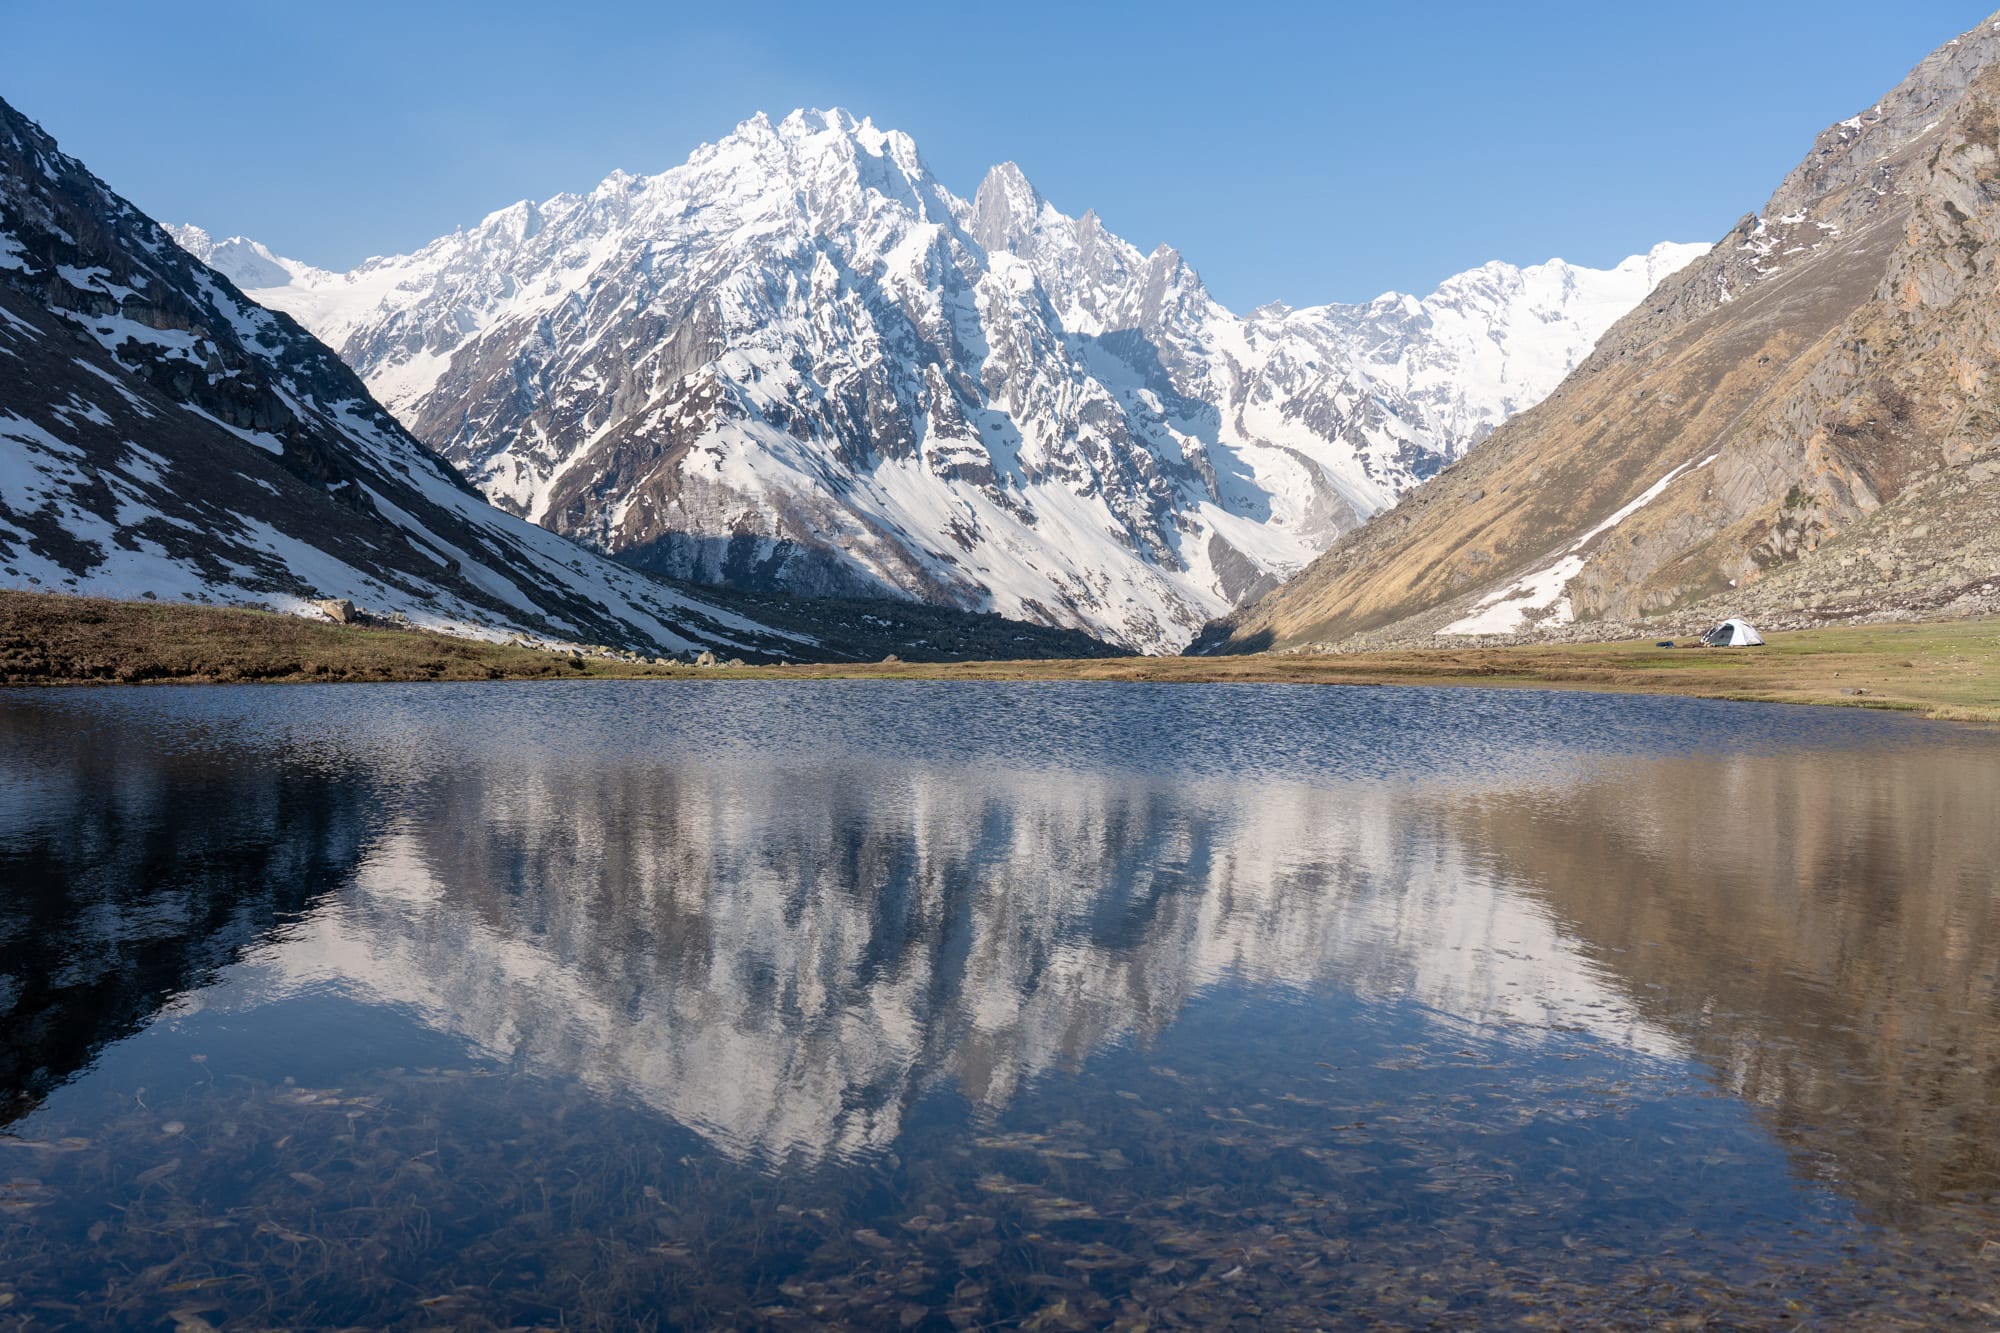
[2,681,1998,1330]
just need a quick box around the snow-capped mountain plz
[0,95,818,660]
[175,111,1705,652]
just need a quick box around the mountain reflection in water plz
[1463,746,2000,1225]
[0,683,1995,1329]
[0,709,377,1125]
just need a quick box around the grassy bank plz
[3,590,1995,720]
[762,620,2000,721]
[0,591,683,685]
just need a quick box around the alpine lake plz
[2,681,1998,1330]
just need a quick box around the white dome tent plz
[1700,618,1766,648]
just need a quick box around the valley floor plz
[3,591,1995,722]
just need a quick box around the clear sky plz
[1,0,1989,309]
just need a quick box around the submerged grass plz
[3,589,1996,721]
[6,1016,1985,1330]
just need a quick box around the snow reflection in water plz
[0,683,1995,1329]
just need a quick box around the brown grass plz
[748,618,2000,722]
[0,591,679,685]
[3,590,1996,721]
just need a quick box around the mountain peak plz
[475,197,548,245]
[776,106,852,139]
[165,221,213,253]
[978,160,1040,200]
[725,107,875,152]
[165,223,319,289]
[712,108,932,201]
[968,160,1049,254]
[768,107,904,153]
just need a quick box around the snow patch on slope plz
[1443,453,1719,635]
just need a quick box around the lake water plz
[2,682,1998,1329]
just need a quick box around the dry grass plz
[0,590,681,685]
[747,618,2000,722]
[4,590,1995,721]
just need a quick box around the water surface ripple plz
[1,683,1995,1329]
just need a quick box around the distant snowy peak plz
[1273,240,1714,455]
[173,108,1706,652]
[166,223,328,292]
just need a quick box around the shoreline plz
[3,590,1995,722]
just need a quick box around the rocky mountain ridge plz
[175,115,1703,651]
[0,98,1113,664]
[1197,11,2000,654]
[0,96,825,659]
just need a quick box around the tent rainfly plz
[1700,618,1765,648]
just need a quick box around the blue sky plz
[1,1,1988,308]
